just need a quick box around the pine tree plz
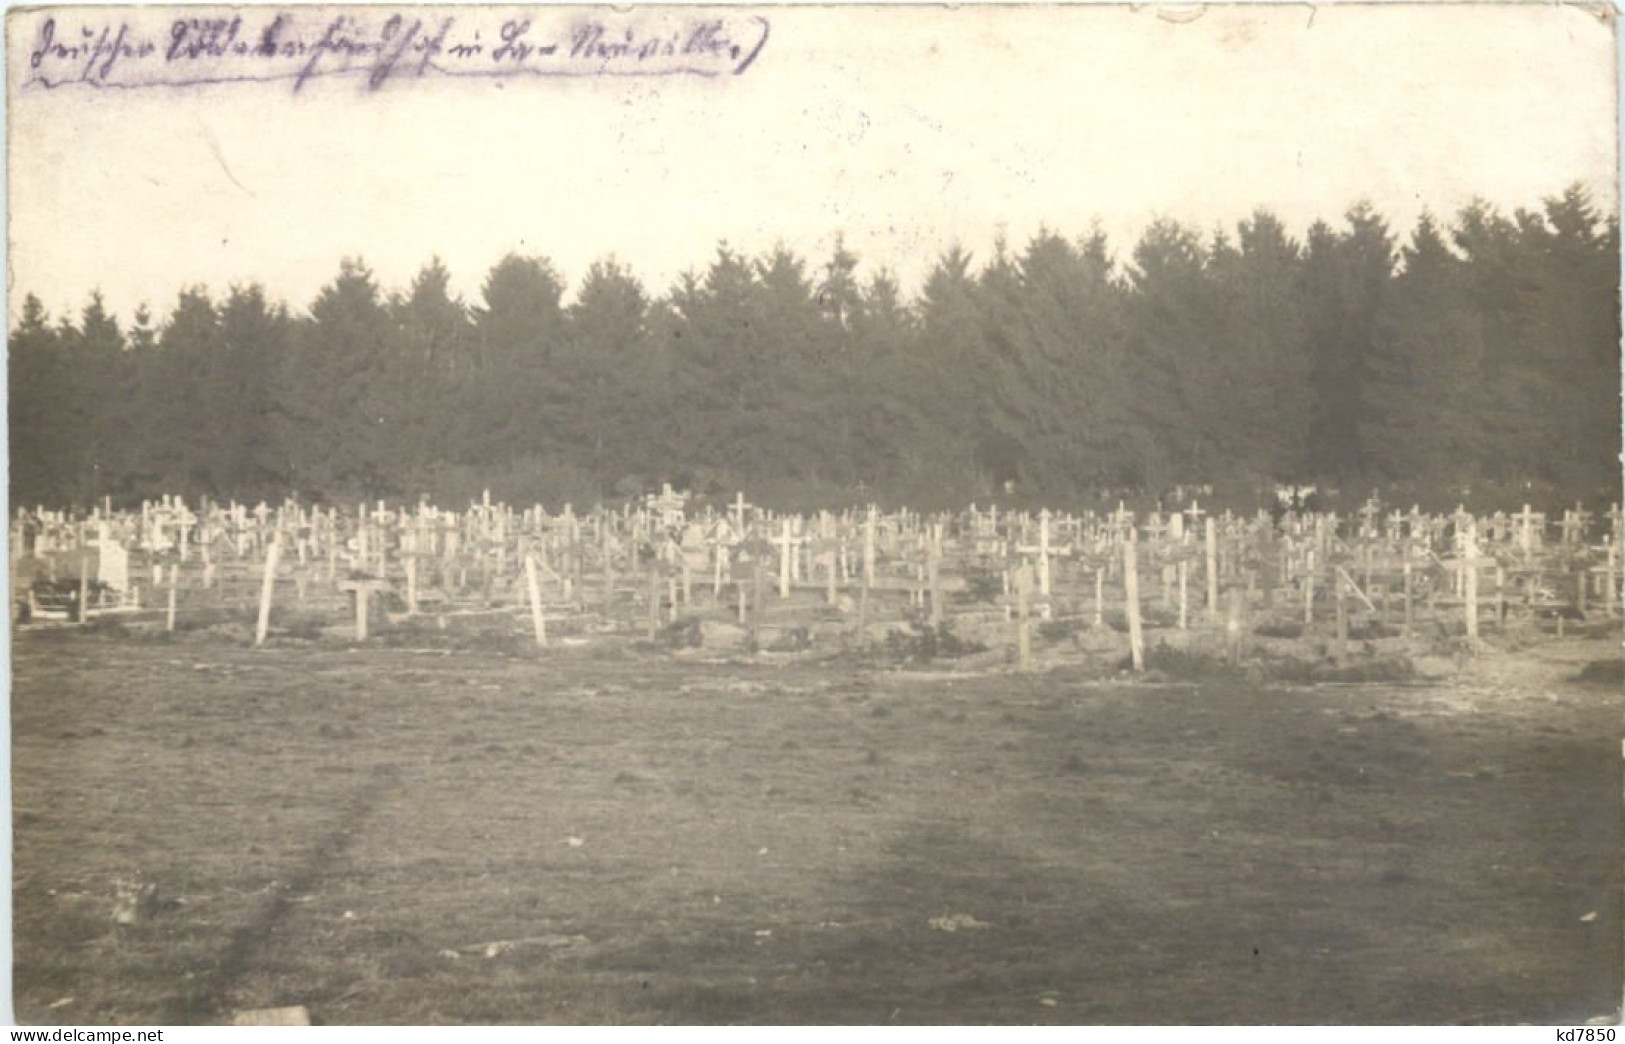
[389,258,472,482]
[8,295,73,506]
[915,245,991,487]
[558,258,652,485]
[1305,204,1394,480]
[214,285,291,498]
[469,254,568,460]
[275,259,397,497]
[1209,210,1312,484]
[147,287,222,494]
[1359,213,1484,484]
[1125,219,1211,486]
[847,268,922,486]
[666,246,763,477]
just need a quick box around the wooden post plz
[1124,537,1144,672]
[1016,563,1033,672]
[1607,539,1617,616]
[77,552,89,624]
[1204,518,1218,622]
[1402,546,1414,636]
[776,520,792,599]
[1225,587,1244,666]
[354,582,371,642]
[647,560,660,640]
[166,570,178,633]
[1094,567,1105,629]
[1036,511,1052,598]
[863,509,877,588]
[1177,559,1189,630]
[1303,555,1315,628]
[524,554,547,648]
[254,536,282,647]
[858,562,871,638]
[927,524,943,627]
[752,552,766,630]
[793,520,806,585]
[602,530,615,618]
[1463,523,1479,641]
[1333,572,1348,663]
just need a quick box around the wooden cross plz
[1455,522,1489,640]
[770,520,803,599]
[1358,494,1382,536]
[174,508,195,563]
[651,483,686,527]
[729,492,753,532]
[1015,510,1071,601]
[1568,501,1593,543]
[1515,504,1545,554]
[1183,500,1206,531]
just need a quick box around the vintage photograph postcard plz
[6,2,1621,1026]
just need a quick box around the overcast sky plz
[7,3,1618,324]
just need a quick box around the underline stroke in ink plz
[23,12,771,92]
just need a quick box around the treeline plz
[10,185,1620,511]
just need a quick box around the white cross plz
[1569,501,1593,542]
[1016,510,1072,597]
[1515,504,1544,553]
[729,492,753,532]
[770,520,803,598]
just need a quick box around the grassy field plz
[10,628,1622,1024]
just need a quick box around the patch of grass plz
[1138,642,1243,680]
[659,618,703,649]
[765,626,812,653]
[1576,658,1625,686]
[79,616,129,637]
[1038,619,1078,642]
[276,611,332,641]
[1310,657,1415,683]
[880,621,987,664]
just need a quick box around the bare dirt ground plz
[11,629,1622,1025]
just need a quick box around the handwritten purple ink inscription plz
[23,10,771,92]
